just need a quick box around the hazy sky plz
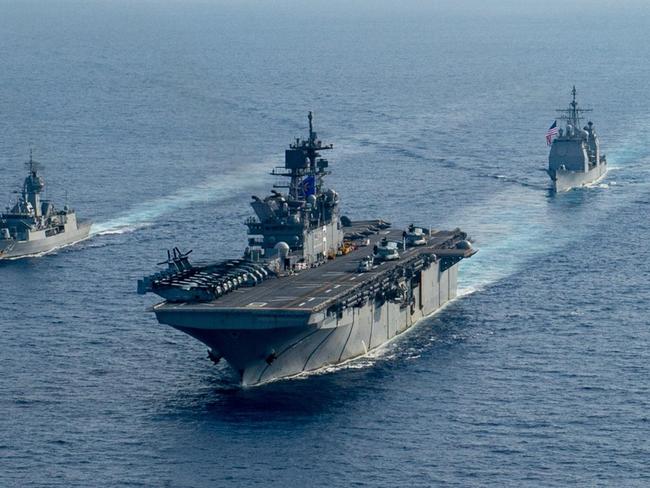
[3,0,650,19]
[160,0,650,18]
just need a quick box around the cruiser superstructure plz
[0,152,91,259]
[138,113,476,386]
[548,86,607,192]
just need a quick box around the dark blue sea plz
[2,2,649,486]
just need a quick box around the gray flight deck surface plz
[157,228,466,316]
[151,224,474,385]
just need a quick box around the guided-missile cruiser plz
[0,152,91,259]
[547,86,607,192]
[138,113,476,386]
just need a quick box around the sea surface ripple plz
[1,3,649,487]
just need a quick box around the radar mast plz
[271,112,333,200]
[556,85,592,128]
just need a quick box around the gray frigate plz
[0,152,91,259]
[138,113,476,386]
[547,86,607,192]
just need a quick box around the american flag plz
[546,120,558,146]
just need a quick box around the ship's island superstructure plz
[548,86,607,192]
[0,152,91,259]
[138,114,476,386]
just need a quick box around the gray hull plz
[155,259,459,386]
[550,162,607,192]
[0,221,91,259]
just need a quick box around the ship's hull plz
[154,259,459,386]
[549,162,607,192]
[0,221,91,259]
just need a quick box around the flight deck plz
[155,225,474,315]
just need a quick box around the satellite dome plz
[274,241,290,257]
[455,240,472,250]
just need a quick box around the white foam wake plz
[90,165,267,236]
[450,134,650,291]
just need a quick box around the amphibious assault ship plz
[548,86,607,192]
[0,152,91,259]
[138,113,476,386]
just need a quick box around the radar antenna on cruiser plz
[556,85,592,128]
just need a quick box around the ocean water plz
[1,2,650,486]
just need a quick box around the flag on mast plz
[546,120,558,146]
[301,175,316,196]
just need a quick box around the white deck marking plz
[334,284,341,289]
[298,302,306,307]
[350,276,357,280]
[325,289,332,294]
[246,302,267,308]
[308,297,315,302]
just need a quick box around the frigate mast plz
[556,85,592,129]
[23,149,45,218]
[271,112,333,200]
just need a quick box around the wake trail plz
[90,167,267,236]
[89,139,374,237]
[448,133,650,292]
